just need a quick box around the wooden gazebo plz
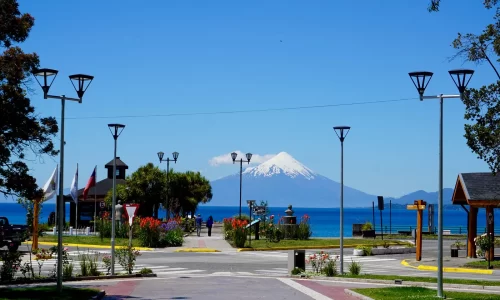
[452,172,500,259]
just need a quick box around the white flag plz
[70,164,78,204]
[42,165,58,201]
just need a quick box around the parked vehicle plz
[0,217,28,252]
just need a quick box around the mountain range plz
[208,152,455,208]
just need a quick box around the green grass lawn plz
[39,235,140,247]
[0,286,99,300]
[340,274,500,286]
[463,260,500,269]
[244,238,411,249]
[352,287,499,300]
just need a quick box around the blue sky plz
[12,0,495,199]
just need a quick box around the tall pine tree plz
[0,0,58,199]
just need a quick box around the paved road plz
[66,274,500,300]
[2,232,493,281]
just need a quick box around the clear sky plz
[14,0,495,199]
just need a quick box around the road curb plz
[27,241,153,251]
[344,289,374,300]
[174,248,221,253]
[292,275,500,292]
[237,242,407,252]
[401,259,493,274]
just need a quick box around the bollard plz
[69,227,73,235]
[52,226,56,235]
[85,227,90,236]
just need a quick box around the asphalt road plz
[4,237,496,282]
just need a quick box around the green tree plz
[0,0,58,200]
[169,171,212,217]
[104,163,167,218]
[428,0,500,173]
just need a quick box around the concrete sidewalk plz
[403,256,496,274]
[172,224,235,253]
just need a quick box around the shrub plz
[297,214,312,240]
[349,259,361,275]
[223,218,234,240]
[78,251,100,277]
[355,245,372,256]
[291,267,304,275]
[138,217,162,247]
[160,228,184,247]
[306,251,337,274]
[231,219,249,247]
[322,259,338,277]
[63,263,74,278]
[139,267,153,274]
[116,246,141,274]
[361,222,373,231]
[0,251,22,281]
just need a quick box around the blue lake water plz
[0,202,495,237]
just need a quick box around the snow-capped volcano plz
[209,151,376,207]
[243,152,316,180]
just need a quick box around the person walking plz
[195,214,202,237]
[206,216,214,237]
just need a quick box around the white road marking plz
[277,278,332,300]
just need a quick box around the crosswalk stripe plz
[155,270,204,275]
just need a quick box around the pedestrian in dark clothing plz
[206,216,214,237]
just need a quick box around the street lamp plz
[333,126,350,275]
[488,212,493,269]
[408,68,474,298]
[33,68,93,292]
[247,200,256,246]
[158,151,179,220]
[108,123,125,275]
[231,152,252,219]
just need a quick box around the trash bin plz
[288,250,306,274]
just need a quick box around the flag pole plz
[94,166,97,234]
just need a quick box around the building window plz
[116,169,120,176]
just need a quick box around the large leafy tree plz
[169,171,212,217]
[428,0,500,173]
[104,163,167,218]
[0,0,58,200]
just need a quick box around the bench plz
[398,231,411,235]
[443,230,451,235]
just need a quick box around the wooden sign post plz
[407,200,426,261]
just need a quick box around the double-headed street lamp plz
[408,68,474,298]
[108,124,125,275]
[231,152,252,219]
[158,151,179,220]
[333,126,350,275]
[33,68,93,292]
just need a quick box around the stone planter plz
[353,249,365,256]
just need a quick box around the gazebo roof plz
[105,157,128,169]
[452,172,500,205]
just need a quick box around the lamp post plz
[33,68,93,292]
[158,151,179,220]
[231,152,252,219]
[247,200,256,246]
[488,212,493,269]
[333,126,350,275]
[408,69,474,298]
[108,124,125,275]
